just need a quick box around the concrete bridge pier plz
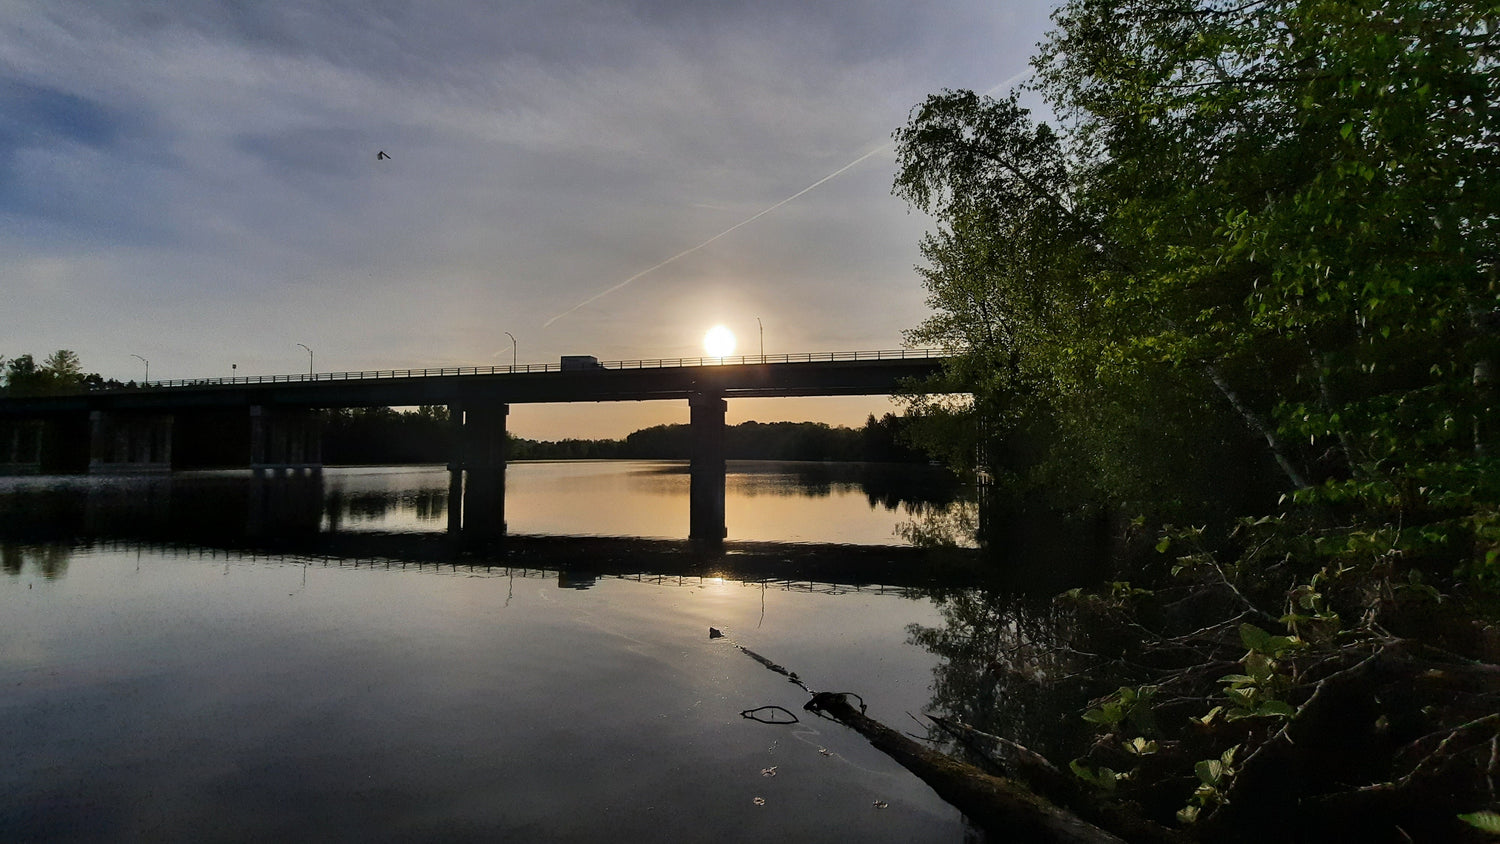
[249,406,323,477]
[89,411,174,474]
[448,402,507,537]
[689,392,727,545]
[0,419,44,475]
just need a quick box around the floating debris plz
[873,800,889,809]
[753,797,766,806]
[760,766,777,777]
[740,705,799,724]
[818,747,833,757]
[709,627,723,639]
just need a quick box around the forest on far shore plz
[320,405,929,466]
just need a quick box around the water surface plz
[1,462,984,842]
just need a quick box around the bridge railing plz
[130,348,947,390]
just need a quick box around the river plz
[0,461,1000,842]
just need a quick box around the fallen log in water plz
[923,715,1189,844]
[803,691,1126,844]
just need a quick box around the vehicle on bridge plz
[560,355,603,371]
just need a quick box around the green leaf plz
[1244,652,1274,682]
[1458,811,1500,834]
[1195,759,1225,785]
[1239,623,1272,653]
[1257,700,1296,718]
[1083,705,1123,725]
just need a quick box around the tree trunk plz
[804,692,1127,843]
[1204,365,1309,490]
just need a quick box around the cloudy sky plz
[2,1,1054,437]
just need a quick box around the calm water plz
[1,462,987,842]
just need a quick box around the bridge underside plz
[0,357,949,547]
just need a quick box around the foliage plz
[2,351,119,396]
[895,0,1500,839]
[894,0,1499,515]
[321,406,454,464]
[537,415,934,463]
[319,410,941,467]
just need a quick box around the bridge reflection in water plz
[0,465,979,591]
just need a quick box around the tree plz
[2,350,96,396]
[894,92,1287,513]
[893,1,1500,838]
[897,0,1498,508]
[42,350,82,382]
[1031,0,1498,490]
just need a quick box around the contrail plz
[984,67,1032,97]
[541,67,1033,329]
[543,143,892,328]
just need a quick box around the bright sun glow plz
[703,325,736,357]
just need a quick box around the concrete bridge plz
[0,349,950,544]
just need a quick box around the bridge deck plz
[0,350,950,414]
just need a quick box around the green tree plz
[893,1,1500,838]
[41,350,82,382]
[894,92,1285,513]
[897,0,1498,510]
[1034,0,1498,489]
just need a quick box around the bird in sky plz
[376,151,391,160]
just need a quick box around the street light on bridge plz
[130,354,149,383]
[296,343,312,377]
[504,331,517,370]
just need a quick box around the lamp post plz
[756,317,764,361]
[130,354,149,383]
[296,343,312,377]
[504,331,517,370]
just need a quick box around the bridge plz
[0,349,951,544]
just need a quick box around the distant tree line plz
[321,406,454,464]
[321,408,930,465]
[514,414,928,463]
[1,350,123,396]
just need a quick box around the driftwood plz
[924,715,1189,844]
[804,692,1126,843]
[730,634,1175,842]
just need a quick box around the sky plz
[1,0,1056,438]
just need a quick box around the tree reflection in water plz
[1,542,71,579]
[899,503,1121,765]
[907,586,1093,763]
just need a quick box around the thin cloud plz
[543,142,891,328]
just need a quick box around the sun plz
[703,325,736,357]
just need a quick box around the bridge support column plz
[465,403,508,538]
[447,404,465,534]
[447,402,507,538]
[0,419,44,475]
[89,411,174,474]
[249,407,323,477]
[690,392,727,545]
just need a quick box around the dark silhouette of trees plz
[2,351,118,396]
[321,406,455,465]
